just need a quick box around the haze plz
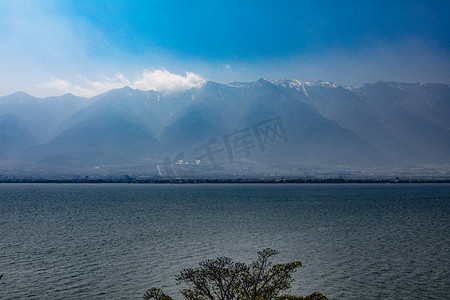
[1,0,449,97]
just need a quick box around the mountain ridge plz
[0,79,449,178]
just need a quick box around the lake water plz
[0,184,449,299]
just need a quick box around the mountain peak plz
[95,86,142,98]
[0,91,36,103]
[112,86,134,92]
[10,91,33,98]
[257,77,274,83]
[46,92,85,100]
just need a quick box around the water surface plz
[0,183,449,299]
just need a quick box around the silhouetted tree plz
[144,249,327,300]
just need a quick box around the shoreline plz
[1,178,449,184]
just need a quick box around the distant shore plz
[1,178,449,184]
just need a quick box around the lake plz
[0,184,449,299]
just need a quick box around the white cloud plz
[39,74,131,97]
[39,70,207,97]
[133,69,206,92]
[40,78,72,91]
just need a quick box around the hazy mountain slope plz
[234,79,383,166]
[0,114,37,159]
[55,87,165,139]
[359,82,450,163]
[40,93,92,125]
[0,92,58,143]
[267,79,450,165]
[29,111,160,166]
[0,91,92,143]
[159,105,226,156]
[289,81,421,164]
[0,79,448,174]
[361,82,450,130]
[152,79,384,167]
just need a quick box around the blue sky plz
[1,0,449,97]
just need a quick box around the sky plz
[0,0,449,97]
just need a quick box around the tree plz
[144,249,327,300]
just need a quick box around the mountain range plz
[0,79,449,178]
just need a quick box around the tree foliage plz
[144,249,327,300]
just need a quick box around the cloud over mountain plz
[133,70,206,93]
[40,70,206,97]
